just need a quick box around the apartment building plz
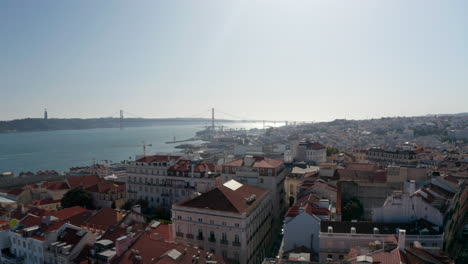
[221,155,285,219]
[172,180,272,264]
[319,220,444,262]
[125,154,219,208]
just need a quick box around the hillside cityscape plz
[2,1,468,264]
[0,112,466,264]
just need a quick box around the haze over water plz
[0,122,273,174]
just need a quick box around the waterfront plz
[0,121,270,174]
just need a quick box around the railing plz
[220,239,229,245]
[197,235,204,241]
[232,241,241,247]
[208,237,216,242]
[1,254,25,264]
[176,232,184,237]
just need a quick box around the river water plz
[0,121,271,174]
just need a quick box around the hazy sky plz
[1,0,467,121]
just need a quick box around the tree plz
[342,198,364,221]
[61,188,93,209]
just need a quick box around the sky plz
[1,0,467,122]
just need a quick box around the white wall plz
[283,211,321,254]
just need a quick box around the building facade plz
[126,155,219,208]
[172,180,273,264]
[221,156,285,219]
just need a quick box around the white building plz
[44,224,95,264]
[221,156,285,219]
[372,181,452,226]
[319,220,444,262]
[172,180,272,264]
[126,154,219,208]
[294,141,326,164]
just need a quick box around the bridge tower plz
[44,108,48,120]
[119,110,124,130]
[211,107,215,132]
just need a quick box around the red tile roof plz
[19,214,42,228]
[177,181,269,215]
[45,181,70,191]
[83,208,121,231]
[223,156,283,168]
[116,231,225,264]
[168,160,217,173]
[51,206,90,221]
[152,223,174,242]
[66,174,101,189]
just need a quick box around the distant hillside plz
[0,117,234,133]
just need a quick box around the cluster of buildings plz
[0,114,467,264]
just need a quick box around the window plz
[188,217,192,221]
[209,220,214,224]
[198,218,203,223]
[234,234,240,242]
[222,232,227,241]
[235,223,239,228]
[327,254,333,260]
[177,215,182,220]
[222,250,227,258]
[222,221,226,226]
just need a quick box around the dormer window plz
[351,227,356,234]
[328,226,333,233]
[373,227,379,234]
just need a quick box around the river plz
[0,121,273,174]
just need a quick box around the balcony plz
[208,237,216,243]
[1,254,25,264]
[220,239,229,245]
[176,232,184,237]
[232,241,241,247]
[197,235,204,241]
[186,234,194,239]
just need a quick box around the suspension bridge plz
[104,108,289,130]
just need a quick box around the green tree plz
[326,146,340,156]
[342,198,364,221]
[61,188,93,209]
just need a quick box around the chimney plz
[319,199,330,209]
[405,180,415,194]
[244,155,255,167]
[398,229,406,251]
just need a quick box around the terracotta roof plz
[152,223,174,242]
[168,160,217,173]
[45,181,70,191]
[51,206,90,221]
[10,206,50,220]
[66,174,101,189]
[348,247,403,264]
[83,208,121,231]
[86,180,126,194]
[116,231,225,264]
[19,214,42,228]
[223,156,283,168]
[177,180,269,215]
